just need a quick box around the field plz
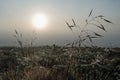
[0,46,120,80]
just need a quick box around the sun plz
[32,14,47,29]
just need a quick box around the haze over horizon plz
[0,0,120,47]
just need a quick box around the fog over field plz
[0,0,120,47]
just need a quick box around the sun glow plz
[32,14,47,29]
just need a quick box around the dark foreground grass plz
[0,46,120,80]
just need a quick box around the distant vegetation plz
[0,9,120,80]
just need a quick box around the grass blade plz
[103,18,113,24]
[86,35,92,43]
[97,15,104,18]
[66,21,72,30]
[85,19,88,24]
[72,18,76,26]
[15,29,18,35]
[91,23,106,32]
[72,41,74,47]
[90,36,98,38]
[100,24,106,32]
[94,32,103,37]
[88,9,93,17]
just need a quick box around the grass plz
[65,9,113,48]
[0,9,119,80]
[0,46,120,80]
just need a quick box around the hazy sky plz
[0,0,120,47]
